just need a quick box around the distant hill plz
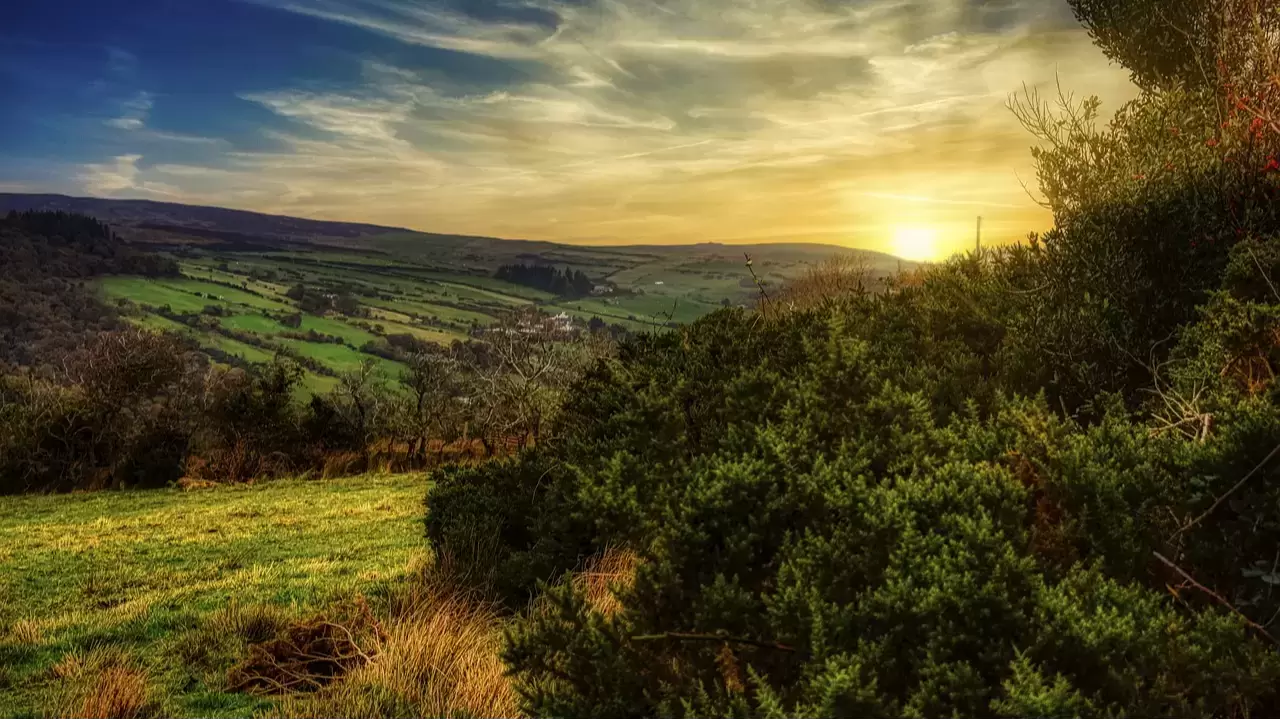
[0,193,415,241]
[0,193,916,280]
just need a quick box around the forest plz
[3,0,1280,716]
[494,263,596,297]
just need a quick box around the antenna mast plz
[976,216,983,253]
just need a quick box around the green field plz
[277,339,407,378]
[125,314,277,365]
[0,474,428,717]
[219,314,285,335]
[95,235,890,397]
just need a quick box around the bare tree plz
[401,350,461,463]
[334,359,399,459]
[459,307,597,454]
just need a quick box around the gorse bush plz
[431,303,1280,716]
[423,1,1280,716]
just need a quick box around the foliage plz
[496,263,594,297]
[0,211,178,367]
[422,3,1280,716]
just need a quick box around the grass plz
[124,315,278,365]
[277,339,407,378]
[0,474,428,717]
[159,279,291,312]
[295,315,378,346]
[362,296,495,327]
[273,587,516,718]
[103,243,843,399]
[366,318,469,346]
[220,314,285,335]
[101,277,213,314]
[100,277,290,315]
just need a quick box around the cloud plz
[106,91,154,130]
[74,0,1138,255]
[77,154,182,198]
[106,47,139,79]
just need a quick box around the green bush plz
[416,3,1280,716]
[420,292,1280,713]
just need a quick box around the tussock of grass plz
[273,579,517,718]
[47,648,157,719]
[574,547,638,617]
[6,618,44,646]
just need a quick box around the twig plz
[1179,441,1280,534]
[1153,552,1279,645]
[744,253,770,304]
[630,631,796,653]
[1246,245,1280,303]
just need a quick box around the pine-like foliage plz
[422,3,1280,716]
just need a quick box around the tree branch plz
[630,631,796,653]
[1153,552,1279,645]
[1179,441,1280,534]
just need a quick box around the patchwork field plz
[68,199,916,394]
[0,474,428,717]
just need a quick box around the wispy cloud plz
[71,0,1137,253]
[106,91,153,130]
[77,154,181,197]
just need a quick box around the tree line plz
[0,211,179,369]
[494,263,594,297]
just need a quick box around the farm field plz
[84,206,914,396]
[0,473,428,717]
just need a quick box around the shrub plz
[427,269,1280,715]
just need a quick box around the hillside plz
[0,193,914,287]
[1,194,916,387]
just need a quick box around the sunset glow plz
[0,0,1140,260]
[892,225,940,263]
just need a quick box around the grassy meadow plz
[0,474,429,717]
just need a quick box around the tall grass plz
[48,648,157,719]
[273,583,516,718]
[271,548,636,718]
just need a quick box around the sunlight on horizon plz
[892,225,942,263]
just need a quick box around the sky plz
[0,0,1138,259]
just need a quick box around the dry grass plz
[321,452,367,480]
[274,583,516,719]
[49,648,156,719]
[243,548,636,717]
[766,254,872,317]
[574,547,638,617]
[6,617,44,646]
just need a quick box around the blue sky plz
[0,0,1137,256]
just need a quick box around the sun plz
[892,225,939,262]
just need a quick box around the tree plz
[402,350,461,462]
[332,359,397,457]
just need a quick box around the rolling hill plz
[2,193,918,389]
